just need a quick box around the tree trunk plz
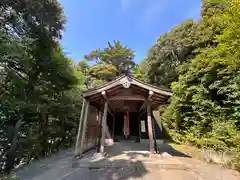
[4,114,23,173]
[39,113,48,157]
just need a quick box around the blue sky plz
[59,0,202,63]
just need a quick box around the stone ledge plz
[72,160,189,171]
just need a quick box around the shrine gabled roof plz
[82,75,172,98]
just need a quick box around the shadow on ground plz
[157,143,191,158]
[15,149,75,180]
[72,142,151,179]
[16,142,192,180]
[74,159,149,180]
[16,143,151,180]
[71,142,190,179]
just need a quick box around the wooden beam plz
[106,85,122,95]
[89,93,101,100]
[150,95,166,101]
[138,90,153,117]
[82,76,124,97]
[149,99,165,105]
[104,120,112,140]
[108,108,114,116]
[101,91,114,116]
[152,110,162,131]
[132,79,172,96]
[131,84,147,91]
[148,90,153,99]
[97,110,102,125]
[139,101,146,112]
[147,100,154,153]
[78,100,90,155]
[100,101,108,153]
[89,97,102,103]
[97,110,102,152]
[150,97,165,102]
[153,94,168,99]
[101,91,107,99]
[74,98,86,157]
[108,95,146,101]
[83,75,172,98]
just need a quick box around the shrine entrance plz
[74,75,172,157]
[108,112,139,142]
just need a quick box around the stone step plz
[115,136,137,141]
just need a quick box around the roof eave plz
[82,75,172,98]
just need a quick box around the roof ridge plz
[131,76,172,93]
[82,75,172,97]
[82,74,126,93]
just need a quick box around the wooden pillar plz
[159,115,163,132]
[137,113,141,142]
[97,110,102,152]
[151,111,157,152]
[74,98,86,157]
[147,101,154,152]
[78,100,90,154]
[97,110,102,134]
[100,101,108,153]
[112,112,115,139]
[97,110,102,125]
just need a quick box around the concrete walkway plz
[16,142,240,180]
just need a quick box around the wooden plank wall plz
[82,106,100,152]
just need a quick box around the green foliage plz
[88,64,117,81]
[0,0,84,173]
[132,64,146,81]
[77,60,89,75]
[201,0,226,18]
[0,173,18,180]
[82,40,136,88]
[80,41,146,89]
[161,0,240,169]
[84,40,135,70]
[142,0,226,87]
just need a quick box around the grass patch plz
[0,173,18,180]
[169,143,204,161]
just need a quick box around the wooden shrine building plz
[74,75,172,157]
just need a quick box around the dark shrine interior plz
[107,112,140,141]
[106,110,164,141]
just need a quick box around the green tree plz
[132,64,145,81]
[142,0,226,87]
[0,0,84,173]
[163,0,240,170]
[83,40,135,87]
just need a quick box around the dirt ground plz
[15,142,240,180]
